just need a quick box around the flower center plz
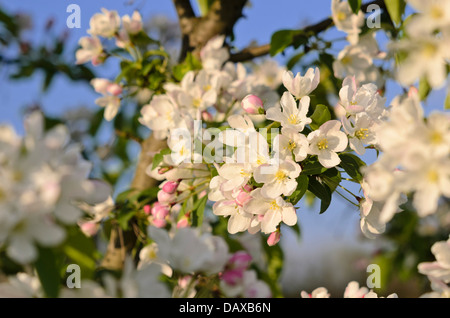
[430,130,443,145]
[317,138,328,150]
[336,11,347,21]
[430,6,443,19]
[341,55,352,65]
[193,98,202,108]
[275,170,287,182]
[355,128,369,140]
[269,199,280,211]
[287,139,297,151]
[203,84,211,91]
[165,111,173,122]
[287,114,299,125]
[240,169,251,178]
[427,169,439,183]
[422,43,438,58]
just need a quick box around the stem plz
[335,190,359,207]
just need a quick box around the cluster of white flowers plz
[301,281,398,298]
[331,1,386,86]
[361,89,450,238]
[418,235,450,298]
[392,0,450,88]
[0,112,110,264]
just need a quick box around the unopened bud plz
[242,94,264,114]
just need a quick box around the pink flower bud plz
[152,218,166,228]
[177,218,189,228]
[408,86,418,98]
[151,202,170,219]
[143,204,152,215]
[267,231,281,246]
[221,269,243,286]
[79,221,99,237]
[157,189,175,204]
[107,83,122,96]
[242,94,264,114]
[235,185,253,207]
[162,181,179,194]
[229,251,252,270]
[201,111,213,122]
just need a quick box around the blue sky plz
[1,0,448,286]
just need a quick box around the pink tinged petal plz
[318,149,341,168]
[267,231,281,246]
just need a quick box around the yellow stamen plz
[427,170,439,183]
[317,138,328,150]
[287,139,297,151]
[192,98,202,108]
[355,128,369,140]
[269,199,280,211]
[422,43,438,58]
[240,169,251,177]
[288,114,299,125]
[336,11,347,21]
[430,130,443,145]
[341,55,352,65]
[275,170,287,182]
[430,6,443,19]
[203,84,211,91]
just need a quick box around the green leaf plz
[418,76,431,101]
[339,153,366,182]
[348,0,362,14]
[35,247,62,298]
[320,168,342,192]
[152,148,171,170]
[270,30,295,56]
[197,0,215,16]
[385,0,406,25]
[117,210,136,230]
[191,195,208,227]
[286,52,305,70]
[173,52,202,81]
[288,174,309,205]
[308,176,332,214]
[302,158,327,175]
[310,104,331,130]
[445,89,450,110]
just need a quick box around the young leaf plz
[308,176,332,214]
[339,153,366,182]
[288,174,309,205]
[191,195,208,227]
[270,30,295,56]
[348,0,362,15]
[35,247,62,298]
[152,148,172,170]
[310,104,331,130]
[385,0,406,25]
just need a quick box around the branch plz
[230,0,386,62]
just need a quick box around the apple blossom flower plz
[213,199,253,234]
[272,127,309,162]
[418,235,450,283]
[266,92,312,132]
[300,287,330,298]
[307,120,348,168]
[331,0,364,44]
[344,281,369,298]
[244,188,298,234]
[88,8,120,38]
[122,11,143,35]
[405,0,450,36]
[253,158,301,199]
[75,36,104,65]
[282,68,320,99]
[342,113,377,155]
